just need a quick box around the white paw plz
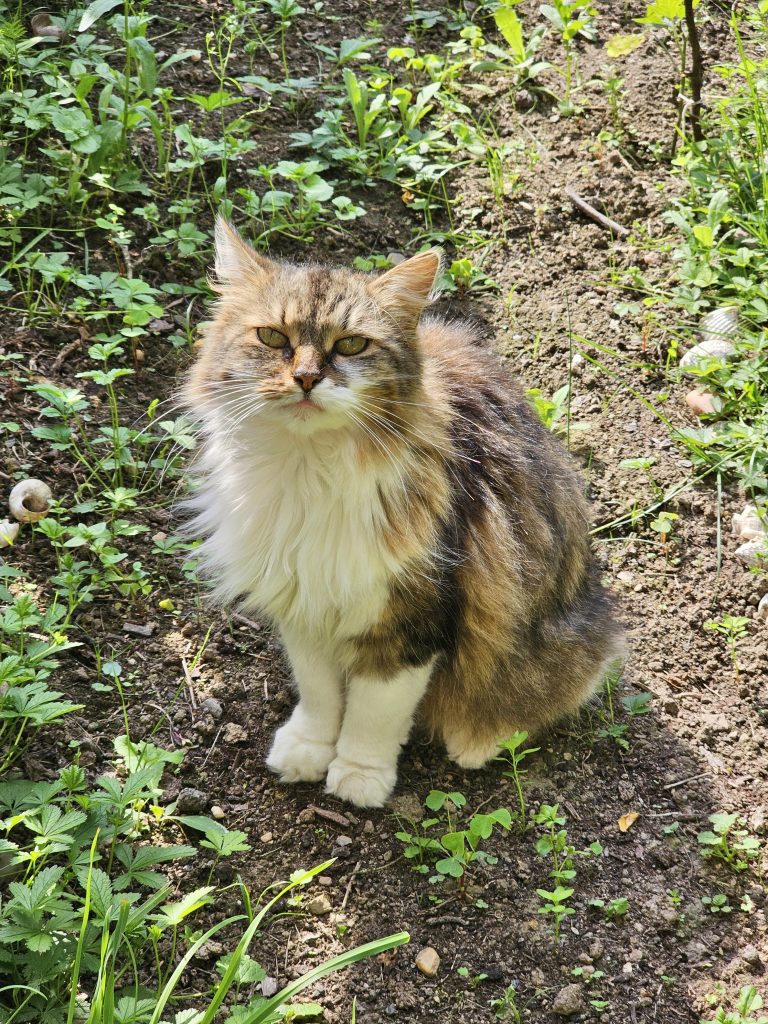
[325,756,395,808]
[266,721,335,783]
[446,736,500,770]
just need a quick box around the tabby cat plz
[183,218,624,807]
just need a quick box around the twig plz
[232,612,262,631]
[199,724,224,769]
[52,335,83,372]
[340,860,361,913]
[663,772,709,791]
[684,0,705,142]
[425,915,469,927]
[181,657,198,709]
[307,804,350,828]
[565,185,629,238]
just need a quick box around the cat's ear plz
[369,248,443,320]
[213,217,274,283]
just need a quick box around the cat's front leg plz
[266,630,342,783]
[326,660,434,808]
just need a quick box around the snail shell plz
[9,479,53,523]
[0,520,20,548]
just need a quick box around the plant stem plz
[684,0,704,142]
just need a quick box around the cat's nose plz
[293,369,322,392]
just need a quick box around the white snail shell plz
[735,538,768,568]
[732,504,766,542]
[0,520,20,548]
[9,479,53,523]
[757,594,768,623]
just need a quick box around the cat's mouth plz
[293,396,323,413]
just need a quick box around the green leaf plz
[635,0,699,24]
[152,886,215,927]
[78,0,123,32]
[494,9,525,60]
[604,33,645,58]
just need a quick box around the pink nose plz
[293,370,321,392]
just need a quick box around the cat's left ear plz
[213,216,275,284]
[369,248,443,321]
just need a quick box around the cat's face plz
[186,219,441,438]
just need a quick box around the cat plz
[182,217,625,808]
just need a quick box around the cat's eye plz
[335,335,369,356]
[257,326,288,348]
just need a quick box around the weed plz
[704,615,750,674]
[588,897,630,919]
[697,812,761,871]
[701,893,732,914]
[395,790,512,896]
[596,674,652,750]
[701,985,768,1024]
[533,803,601,945]
[496,731,540,825]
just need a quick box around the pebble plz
[261,977,279,997]
[260,831,273,843]
[210,804,225,820]
[307,894,332,916]
[318,876,333,887]
[363,819,375,834]
[741,945,761,967]
[201,697,223,719]
[389,793,424,821]
[415,947,440,977]
[685,389,716,416]
[588,939,604,960]
[552,983,584,1016]
[757,594,768,622]
[175,788,209,814]
[223,722,248,744]
[336,835,353,847]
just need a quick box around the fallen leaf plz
[618,812,640,833]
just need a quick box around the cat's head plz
[186,218,442,438]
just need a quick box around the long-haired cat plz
[183,218,624,807]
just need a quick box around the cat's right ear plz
[213,217,274,284]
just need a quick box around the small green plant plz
[697,812,761,871]
[535,884,574,946]
[596,674,652,750]
[649,510,680,548]
[701,893,732,914]
[457,965,489,988]
[588,896,630,919]
[496,730,540,825]
[395,790,512,895]
[704,615,750,674]
[540,0,599,113]
[701,985,768,1024]
[572,965,605,985]
[491,983,522,1021]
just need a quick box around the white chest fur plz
[189,427,406,639]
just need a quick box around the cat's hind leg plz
[326,660,434,807]
[443,726,502,770]
[266,630,342,783]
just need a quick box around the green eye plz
[257,326,288,348]
[335,335,369,356]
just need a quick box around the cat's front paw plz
[266,721,335,783]
[325,756,395,807]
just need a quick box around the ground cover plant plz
[0,0,766,1021]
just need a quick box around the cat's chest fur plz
[193,430,407,637]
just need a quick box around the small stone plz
[685,389,717,416]
[756,594,768,622]
[588,940,604,960]
[617,570,634,583]
[318,876,333,887]
[261,977,279,997]
[415,947,440,977]
[741,944,761,967]
[176,788,208,814]
[363,819,375,833]
[307,894,332,916]
[201,697,223,719]
[297,807,315,823]
[336,835,353,847]
[210,804,225,820]
[389,793,424,821]
[552,983,584,1016]
[223,722,248,744]
[260,831,273,843]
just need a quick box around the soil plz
[3,2,767,1022]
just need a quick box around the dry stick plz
[565,186,629,238]
[684,0,705,143]
[663,772,710,791]
[340,860,362,913]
